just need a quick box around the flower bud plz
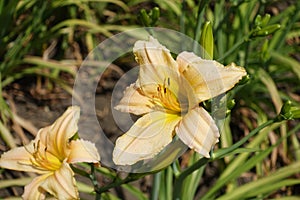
[151,7,160,26]
[277,100,293,121]
[238,74,250,85]
[261,14,271,27]
[252,24,281,37]
[200,21,214,59]
[139,9,151,27]
[227,99,236,110]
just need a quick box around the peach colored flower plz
[113,37,247,165]
[0,106,100,199]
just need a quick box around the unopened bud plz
[261,14,271,27]
[139,9,151,27]
[252,24,281,37]
[238,74,250,85]
[227,99,236,110]
[151,7,160,26]
[277,100,293,121]
[200,21,214,59]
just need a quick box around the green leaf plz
[216,161,300,200]
[214,147,261,159]
[182,153,205,200]
[0,120,16,148]
[270,51,300,79]
[203,121,284,199]
[23,56,76,76]
[122,184,148,200]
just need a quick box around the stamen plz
[36,140,40,151]
[150,80,181,114]
[24,142,34,155]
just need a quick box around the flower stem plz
[217,37,248,62]
[89,164,101,200]
[173,157,209,200]
[94,173,146,195]
[150,172,161,200]
[212,119,276,160]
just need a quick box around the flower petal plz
[134,37,180,98]
[113,111,181,165]
[0,142,45,174]
[22,173,51,200]
[68,139,100,164]
[22,173,50,200]
[176,107,220,158]
[39,106,80,159]
[177,52,247,102]
[133,36,178,74]
[115,83,156,115]
[39,161,79,199]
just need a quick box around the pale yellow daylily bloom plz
[0,106,100,200]
[113,37,247,165]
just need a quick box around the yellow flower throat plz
[29,140,62,171]
[151,77,182,114]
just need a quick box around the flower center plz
[29,140,62,171]
[150,77,185,114]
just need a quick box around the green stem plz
[90,164,101,200]
[173,157,209,200]
[212,119,276,160]
[95,173,145,194]
[217,36,249,62]
[73,164,150,198]
[71,164,101,199]
[150,172,161,200]
[166,166,173,200]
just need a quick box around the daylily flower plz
[113,37,247,165]
[0,106,100,199]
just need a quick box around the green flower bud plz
[227,99,236,110]
[261,39,270,61]
[252,24,281,37]
[139,9,151,27]
[255,15,262,27]
[277,100,293,121]
[263,24,281,35]
[150,7,160,26]
[200,21,214,59]
[291,108,300,119]
[261,13,271,27]
[238,74,250,85]
[281,100,292,115]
